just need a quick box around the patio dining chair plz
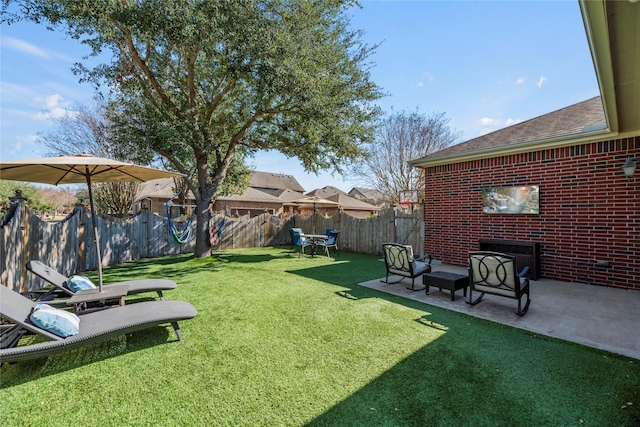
[317,229,340,257]
[289,228,311,258]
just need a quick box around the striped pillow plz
[30,304,80,337]
[65,275,96,292]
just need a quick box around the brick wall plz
[423,137,639,290]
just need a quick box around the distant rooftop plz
[250,171,305,193]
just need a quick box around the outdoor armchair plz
[467,251,531,316]
[289,228,311,258]
[0,284,197,364]
[381,243,432,291]
[26,260,177,304]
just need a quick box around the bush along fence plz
[1,197,423,292]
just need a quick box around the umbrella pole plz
[85,170,104,292]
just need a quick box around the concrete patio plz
[359,263,640,360]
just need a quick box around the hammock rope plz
[166,191,196,244]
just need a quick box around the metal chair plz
[317,229,340,257]
[381,243,432,291]
[467,251,531,316]
[289,228,311,258]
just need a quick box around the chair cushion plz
[65,275,96,292]
[413,261,431,275]
[30,304,80,337]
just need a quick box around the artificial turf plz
[1,247,638,426]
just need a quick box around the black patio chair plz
[467,251,531,316]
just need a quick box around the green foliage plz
[0,180,52,213]
[2,0,383,255]
[1,248,639,426]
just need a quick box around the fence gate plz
[393,207,425,256]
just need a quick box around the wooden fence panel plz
[26,208,83,291]
[1,201,424,292]
[0,204,23,292]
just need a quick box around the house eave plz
[410,128,621,168]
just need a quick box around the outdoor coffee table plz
[423,271,468,301]
[66,284,129,314]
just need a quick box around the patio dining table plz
[302,234,329,257]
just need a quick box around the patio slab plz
[360,264,640,360]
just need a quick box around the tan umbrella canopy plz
[0,154,183,290]
[291,196,341,233]
[291,196,341,210]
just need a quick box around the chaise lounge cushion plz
[65,275,96,292]
[30,304,80,337]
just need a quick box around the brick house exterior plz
[421,136,638,289]
[411,1,639,290]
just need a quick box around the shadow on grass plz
[0,326,177,388]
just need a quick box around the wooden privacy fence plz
[1,201,423,292]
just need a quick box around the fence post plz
[141,205,149,258]
[76,204,86,274]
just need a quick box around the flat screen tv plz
[482,185,539,214]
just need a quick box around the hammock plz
[208,209,226,247]
[165,191,196,244]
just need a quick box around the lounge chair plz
[26,260,177,303]
[0,284,197,364]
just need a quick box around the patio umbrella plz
[291,196,340,233]
[0,154,183,291]
[291,196,340,210]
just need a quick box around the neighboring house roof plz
[250,171,305,193]
[306,186,347,198]
[273,188,306,202]
[135,178,195,202]
[349,187,387,203]
[216,186,284,203]
[412,97,605,166]
[325,193,379,212]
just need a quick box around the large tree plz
[351,109,460,205]
[3,0,383,257]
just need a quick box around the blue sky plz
[1,1,599,193]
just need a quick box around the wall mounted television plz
[482,185,539,214]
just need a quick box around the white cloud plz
[416,81,424,87]
[32,94,76,120]
[516,77,525,85]
[1,36,50,59]
[473,117,523,135]
[537,75,547,88]
[422,71,435,82]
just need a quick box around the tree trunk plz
[193,149,216,258]
[194,198,212,258]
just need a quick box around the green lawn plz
[1,247,638,426]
